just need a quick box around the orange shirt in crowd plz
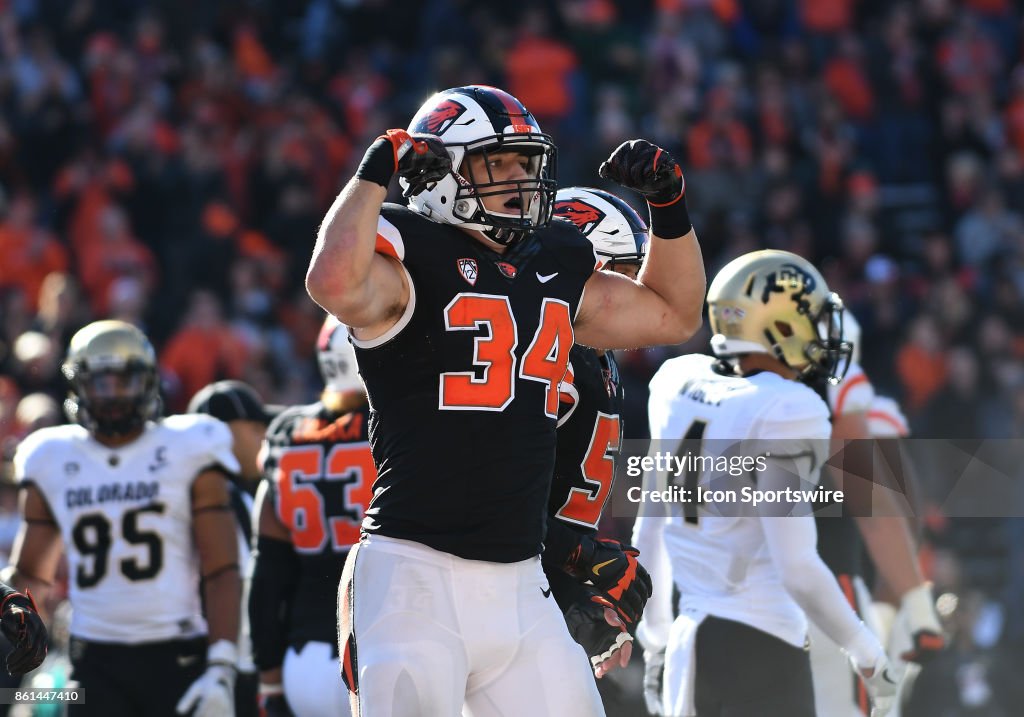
[161,327,250,409]
[896,344,949,411]
[824,57,875,121]
[687,119,752,170]
[77,235,157,315]
[505,36,578,120]
[0,226,69,311]
[800,0,856,34]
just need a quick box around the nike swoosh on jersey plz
[536,272,558,283]
[540,586,552,598]
[592,558,617,575]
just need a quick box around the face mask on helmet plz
[317,316,363,394]
[707,250,853,385]
[554,187,648,274]
[63,320,162,437]
[403,86,558,246]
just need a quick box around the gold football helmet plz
[707,250,852,384]
[62,320,161,436]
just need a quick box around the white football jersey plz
[867,395,909,438]
[14,414,239,643]
[645,354,832,648]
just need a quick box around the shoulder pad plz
[163,414,240,475]
[264,403,312,441]
[751,382,832,442]
[13,425,86,487]
[649,354,715,394]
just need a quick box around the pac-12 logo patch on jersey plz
[457,258,478,285]
[418,99,467,135]
[554,199,606,236]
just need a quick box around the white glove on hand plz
[856,653,904,717]
[642,649,665,716]
[895,583,945,663]
[176,640,237,717]
[845,623,903,717]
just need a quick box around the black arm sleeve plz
[248,535,301,671]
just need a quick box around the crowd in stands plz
[0,1,1022,712]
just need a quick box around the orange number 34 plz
[439,294,572,418]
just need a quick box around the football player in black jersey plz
[306,85,705,716]
[249,316,373,717]
[544,187,654,678]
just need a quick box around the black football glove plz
[564,591,632,673]
[258,691,295,717]
[381,129,451,198]
[565,537,653,627]
[599,139,684,206]
[0,590,47,676]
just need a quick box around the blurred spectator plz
[0,193,69,310]
[160,289,249,411]
[504,7,579,134]
[897,314,949,415]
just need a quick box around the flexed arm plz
[306,131,449,335]
[576,140,706,349]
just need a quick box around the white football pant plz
[339,535,605,717]
[284,642,350,717]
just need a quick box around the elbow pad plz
[249,535,300,671]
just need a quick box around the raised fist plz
[381,129,451,197]
[599,139,684,206]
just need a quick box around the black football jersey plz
[353,204,596,562]
[549,346,624,532]
[261,402,374,647]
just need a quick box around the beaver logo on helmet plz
[417,99,467,136]
[554,199,606,237]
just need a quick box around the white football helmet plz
[554,187,648,270]
[402,85,557,245]
[707,250,852,384]
[317,316,363,394]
